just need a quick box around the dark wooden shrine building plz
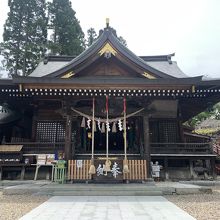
[1,24,220,181]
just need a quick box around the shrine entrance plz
[94,128,124,152]
[68,96,148,183]
[73,97,144,155]
[78,116,142,155]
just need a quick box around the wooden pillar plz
[71,119,76,158]
[83,127,87,152]
[143,115,150,177]
[64,115,72,160]
[210,157,217,180]
[178,119,185,143]
[31,105,38,141]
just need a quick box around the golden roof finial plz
[106,18,109,28]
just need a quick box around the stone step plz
[42,185,158,191]
[2,182,212,196]
[40,190,163,196]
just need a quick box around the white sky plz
[0,0,220,78]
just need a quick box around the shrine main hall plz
[0,23,220,182]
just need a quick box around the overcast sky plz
[0,0,220,78]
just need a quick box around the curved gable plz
[42,27,180,79]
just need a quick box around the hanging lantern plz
[81,117,86,127]
[101,122,105,133]
[112,122,117,133]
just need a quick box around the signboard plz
[93,159,123,181]
[77,160,83,168]
[37,154,55,165]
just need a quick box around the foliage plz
[48,0,85,55]
[188,102,220,127]
[194,127,220,136]
[86,28,97,47]
[0,60,7,78]
[0,0,47,76]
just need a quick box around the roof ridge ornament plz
[106,18,110,28]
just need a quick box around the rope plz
[106,96,109,161]
[88,97,96,174]
[71,107,144,122]
[123,98,129,173]
[123,98,127,160]
[91,97,95,159]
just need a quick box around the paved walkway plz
[20,196,195,220]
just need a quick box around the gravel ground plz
[0,191,50,220]
[0,186,219,220]
[165,186,220,220]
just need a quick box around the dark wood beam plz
[64,114,72,160]
[143,114,151,177]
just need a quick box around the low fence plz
[68,160,91,180]
[123,160,147,180]
[67,159,147,181]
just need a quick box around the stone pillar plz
[164,157,169,180]
[189,159,194,179]
[64,114,72,160]
[143,115,151,177]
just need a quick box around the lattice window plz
[56,122,65,142]
[36,121,65,142]
[160,121,178,143]
[150,120,179,143]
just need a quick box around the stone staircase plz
[50,184,163,196]
[2,181,213,196]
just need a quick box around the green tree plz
[0,0,47,76]
[187,102,220,127]
[48,0,85,56]
[86,28,97,47]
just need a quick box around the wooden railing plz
[2,142,66,154]
[150,142,213,154]
[68,160,91,180]
[2,141,213,155]
[123,160,147,180]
